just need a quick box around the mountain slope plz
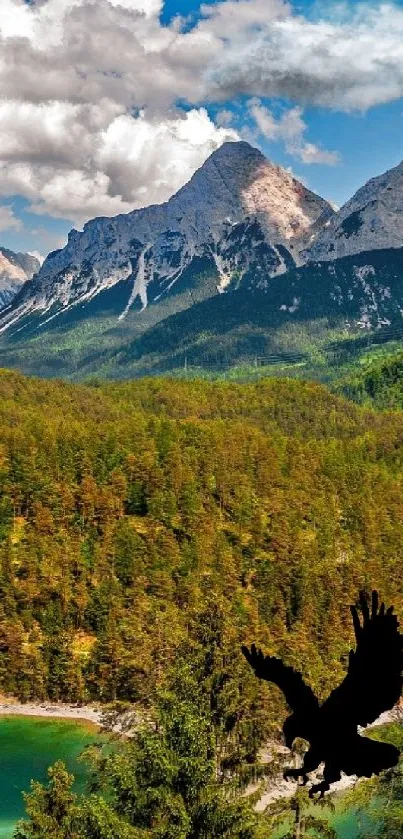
[3,150,403,381]
[0,141,332,336]
[0,248,39,308]
[3,244,402,381]
[94,246,403,378]
[304,159,403,262]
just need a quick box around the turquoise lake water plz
[0,716,99,838]
[273,805,367,838]
[0,716,376,839]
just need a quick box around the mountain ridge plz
[0,141,332,335]
[304,158,403,262]
[2,143,403,379]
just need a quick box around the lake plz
[0,716,99,838]
[0,716,377,839]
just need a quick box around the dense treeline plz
[14,655,272,839]
[14,660,337,839]
[1,369,403,728]
[339,350,403,409]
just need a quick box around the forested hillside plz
[1,370,403,725]
[339,350,403,409]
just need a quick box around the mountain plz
[0,141,332,336]
[0,248,40,308]
[303,159,403,262]
[291,158,403,334]
[2,146,403,380]
[94,151,403,378]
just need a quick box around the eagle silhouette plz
[242,591,403,797]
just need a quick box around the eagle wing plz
[241,643,319,715]
[325,590,403,727]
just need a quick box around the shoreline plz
[0,699,399,806]
[0,699,103,726]
[256,706,402,807]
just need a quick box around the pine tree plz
[14,762,79,839]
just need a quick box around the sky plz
[2,0,403,259]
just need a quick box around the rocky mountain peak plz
[0,248,39,308]
[0,141,333,333]
[304,158,403,262]
[175,139,333,246]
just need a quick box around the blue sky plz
[2,0,403,257]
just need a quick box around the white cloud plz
[198,0,289,38]
[297,142,340,166]
[0,205,22,232]
[207,3,403,111]
[0,105,237,222]
[28,250,45,265]
[0,0,238,223]
[248,99,340,164]
[97,108,238,207]
[215,109,235,127]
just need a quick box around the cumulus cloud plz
[0,205,22,232]
[248,99,340,164]
[28,250,45,265]
[207,3,403,111]
[0,0,241,224]
[0,4,203,110]
[0,105,237,222]
[198,0,289,38]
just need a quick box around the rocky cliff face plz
[304,160,403,262]
[0,141,332,333]
[0,249,39,308]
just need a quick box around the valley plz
[2,0,403,836]
[1,143,403,838]
[0,369,403,835]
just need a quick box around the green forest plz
[1,368,403,836]
[338,349,403,409]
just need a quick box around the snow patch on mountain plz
[119,246,150,319]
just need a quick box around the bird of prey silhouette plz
[242,591,403,797]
